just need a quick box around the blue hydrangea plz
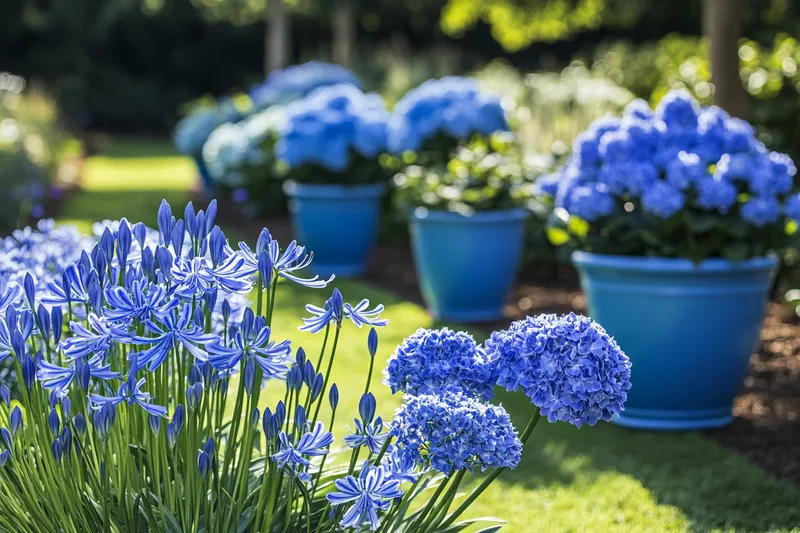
[249,61,361,110]
[749,151,796,196]
[724,118,758,153]
[173,109,221,156]
[597,161,659,197]
[561,184,614,222]
[696,176,738,213]
[623,99,654,121]
[696,106,730,162]
[390,391,522,474]
[665,151,707,189]
[387,77,507,153]
[484,313,632,427]
[741,196,781,228]
[573,116,621,165]
[383,327,496,400]
[641,181,685,219]
[275,84,389,172]
[786,193,800,221]
[655,89,699,130]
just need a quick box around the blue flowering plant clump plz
[275,84,392,185]
[249,61,361,111]
[540,89,798,261]
[173,96,251,157]
[387,76,509,162]
[0,198,631,532]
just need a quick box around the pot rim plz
[571,251,778,273]
[284,181,386,199]
[409,207,530,224]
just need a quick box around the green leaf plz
[722,242,751,262]
[236,507,254,533]
[687,213,718,233]
[161,507,182,533]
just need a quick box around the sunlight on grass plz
[56,139,800,533]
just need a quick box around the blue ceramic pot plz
[285,181,385,278]
[193,155,215,195]
[572,252,777,430]
[410,208,528,323]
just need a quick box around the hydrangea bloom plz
[563,184,614,222]
[741,196,781,227]
[249,61,361,110]
[391,391,522,474]
[383,327,496,400]
[275,84,390,172]
[786,193,800,221]
[484,313,632,427]
[641,181,685,219]
[173,109,222,156]
[387,77,507,153]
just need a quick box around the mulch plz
[201,195,800,485]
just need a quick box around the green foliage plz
[392,132,532,214]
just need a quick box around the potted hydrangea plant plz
[541,89,798,429]
[248,60,361,111]
[278,84,391,278]
[393,133,531,322]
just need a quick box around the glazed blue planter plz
[410,208,528,323]
[193,155,215,196]
[285,181,385,278]
[573,252,777,430]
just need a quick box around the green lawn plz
[57,139,800,532]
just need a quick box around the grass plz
[56,138,800,532]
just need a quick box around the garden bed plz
[212,199,800,485]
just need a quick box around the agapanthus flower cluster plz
[540,89,798,259]
[249,61,361,111]
[387,76,508,154]
[391,391,522,474]
[383,327,496,400]
[485,313,632,427]
[275,84,390,177]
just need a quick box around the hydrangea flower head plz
[641,181,685,219]
[249,61,361,110]
[391,391,522,474]
[383,327,496,400]
[387,77,507,153]
[173,109,222,156]
[484,313,632,427]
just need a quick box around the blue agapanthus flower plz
[383,327,496,400]
[391,391,522,474]
[326,462,404,531]
[272,421,334,480]
[275,84,390,173]
[484,313,632,427]
[89,356,167,418]
[249,61,361,110]
[387,77,507,153]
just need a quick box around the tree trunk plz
[332,0,356,67]
[703,0,746,117]
[266,0,290,73]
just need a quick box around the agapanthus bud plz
[5,306,17,332]
[294,405,307,430]
[203,289,218,315]
[21,354,35,391]
[244,358,256,396]
[359,393,376,425]
[18,311,33,342]
[51,438,63,464]
[132,221,147,248]
[60,271,72,305]
[72,413,86,437]
[186,383,203,409]
[173,405,186,433]
[287,365,303,392]
[166,422,178,448]
[0,385,10,407]
[368,327,378,359]
[48,409,61,436]
[37,304,51,343]
[94,402,116,440]
[49,391,58,409]
[192,211,206,242]
[100,227,115,263]
[89,283,103,315]
[330,288,344,324]
[251,408,260,429]
[23,273,35,310]
[117,219,132,267]
[262,408,274,439]
[303,360,315,389]
[170,220,186,254]
[205,199,217,233]
[61,397,72,420]
[0,428,12,451]
[221,299,231,323]
[310,374,324,403]
[141,246,156,279]
[329,384,339,410]
[197,450,211,479]
[274,401,286,428]
[192,307,204,328]
[60,427,73,457]
[75,357,91,391]
[258,250,273,288]
[189,364,203,386]
[149,414,162,434]
[295,347,306,368]
[157,200,174,243]
[12,331,27,361]
[219,379,228,396]
[204,437,215,458]
[51,306,63,345]
[0,449,10,468]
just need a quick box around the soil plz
[210,198,800,485]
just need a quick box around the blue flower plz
[666,151,707,189]
[37,356,119,397]
[741,196,781,228]
[272,421,334,480]
[484,313,632,427]
[749,151,796,196]
[561,184,614,222]
[391,391,522,474]
[62,314,130,360]
[641,181,685,219]
[623,99,654,121]
[786,193,800,221]
[344,393,389,454]
[379,445,420,484]
[326,462,404,531]
[696,175,738,213]
[104,281,178,324]
[173,109,222,156]
[249,61,361,110]
[207,309,291,378]
[344,299,388,329]
[89,355,168,417]
[299,288,343,333]
[239,234,334,289]
[655,89,699,130]
[383,327,496,400]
